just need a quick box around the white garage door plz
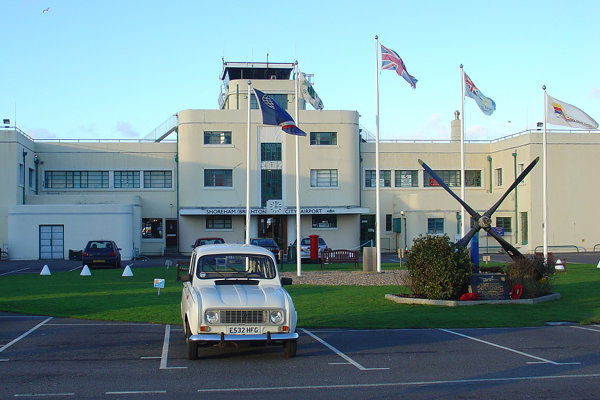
[39,225,64,260]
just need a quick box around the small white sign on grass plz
[154,278,165,295]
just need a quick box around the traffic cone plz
[555,259,565,271]
[80,265,92,276]
[40,265,51,276]
[122,265,133,277]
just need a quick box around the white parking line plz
[14,393,75,397]
[160,325,186,370]
[440,328,580,366]
[300,328,389,371]
[0,317,53,354]
[571,325,600,333]
[0,267,29,276]
[196,373,600,393]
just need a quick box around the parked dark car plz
[250,238,280,261]
[192,237,225,249]
[82,240,122,269]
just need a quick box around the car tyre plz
[185,320,198,360]
[283,339,297,358]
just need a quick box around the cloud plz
[28,128,57,139]
[590,86,600,100]
[115,121,140,138]
[414,113,449,140]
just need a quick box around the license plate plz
[228,326,260,335]
[93,260,105,263]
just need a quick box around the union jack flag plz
[380,44,417,89]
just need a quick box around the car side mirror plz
[280,277,292,286]
[179,273,190,283]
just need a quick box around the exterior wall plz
[7,203,136,260]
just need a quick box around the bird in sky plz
[42,7,50,13]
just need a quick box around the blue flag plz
[253,89,306,136]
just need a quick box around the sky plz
[1,0,599,141]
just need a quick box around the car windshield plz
[252,239,276,246]
[196,253,276,279]
[86,241,113,250]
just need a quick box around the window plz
[206,215,232,230]
[204,169,232,187]
[364,170,391,187]
[310,169,338,187]
[496,217,512,233]
[465,170,482,187]
[424,170,481,187]
[204,131,232,145]
[114,171,140,188]
[495,168,503,186]
[385,214,392,231]
[18,163,25,186]
[28,168,35,190]
[395,170,418,187]
[428,218,444,234]
[143,170,172,188]
[310,132,337,145]
[250,93,287,110]
[261,143,281,161]
[312,215,337,228]
[44,171,109,189]
[142,218,162,239]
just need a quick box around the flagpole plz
[375,35,381,273]
[459,64,466,238]
[245,80,251,245]
[542,85,548,262]
[294,61,302,277]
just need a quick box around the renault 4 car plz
[180,244,297,360]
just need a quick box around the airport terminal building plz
[2,61,599,260]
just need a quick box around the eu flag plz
[253,89,306,136]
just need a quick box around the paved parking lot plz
[1,313,600,399]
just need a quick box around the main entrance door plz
[257,216,286,250]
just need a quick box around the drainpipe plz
[22,150,27,204]
[512,151,518,245]
[487,155,492,193]
[236,84,239,110]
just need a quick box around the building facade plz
[1,62,599,260]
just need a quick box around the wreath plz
[460,292,480,301]
[510,283,523,299]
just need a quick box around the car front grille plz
[220,310,265,324]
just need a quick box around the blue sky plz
[2,0,599,141]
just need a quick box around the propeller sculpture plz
[418,157,539,261]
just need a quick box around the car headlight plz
[205,311,219,324]
[269,310,284,324]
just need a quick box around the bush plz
[405,235,472,300]
[505,254,555,298]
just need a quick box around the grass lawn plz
[0,263,598,328]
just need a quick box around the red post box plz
[309,234,319,262]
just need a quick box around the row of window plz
[44,170,173,189]
[204,131,337,146]
[365,169,483,188]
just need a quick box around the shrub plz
[405,235,472,300]
[505,254,555,298]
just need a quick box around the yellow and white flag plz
[546,94,598,129]
[298,71,324,110]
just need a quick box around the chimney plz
[451,110,461,142]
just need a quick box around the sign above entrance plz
[180,206,369,216]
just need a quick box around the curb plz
[384,292,561,306]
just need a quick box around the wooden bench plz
[320,249,360,270]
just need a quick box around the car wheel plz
[185,320,198,360]
[283,339,297,358]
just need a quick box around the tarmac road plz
[1,313,600,399]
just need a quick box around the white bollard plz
[122,265,134,277]
[80,265,92,276]
[40,265,51,276]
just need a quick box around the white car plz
[288,236,328,261]
[180,244,298,360]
